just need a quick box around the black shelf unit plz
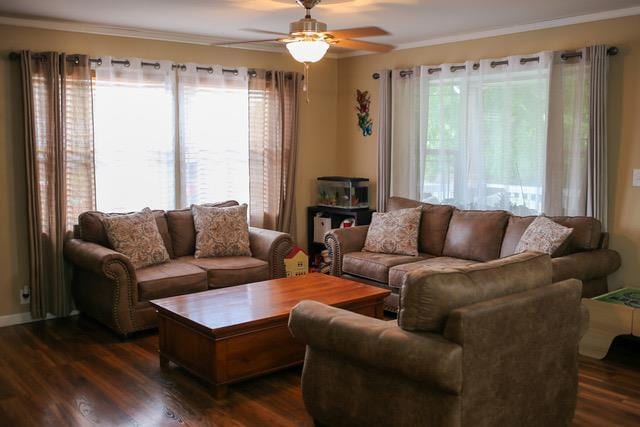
[307,205,375,268]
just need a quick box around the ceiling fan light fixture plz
[286,39,329,63]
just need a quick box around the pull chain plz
[303,62,310,103]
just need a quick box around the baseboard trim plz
[0,310,79,328]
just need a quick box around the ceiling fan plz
[214,0,395,63]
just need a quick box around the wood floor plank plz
[0,315,637,426]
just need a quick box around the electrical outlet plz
[20,286,30,305]
[633,169,640,187]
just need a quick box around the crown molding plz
[2,5,637,61]
[0,14,339,59]
[336,5,640,59]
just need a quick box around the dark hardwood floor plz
[0,315,638,426]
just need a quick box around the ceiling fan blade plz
[212,38,283,46]
[241,29,291,36]
[333,39,394,53]
[326,27,389,39]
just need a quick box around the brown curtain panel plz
[587,45,609,230]
[20,51,95,318]
[248,70,301,237]
[377,70,392,213]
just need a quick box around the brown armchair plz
[289,252,588,427]
[64,201,293,336]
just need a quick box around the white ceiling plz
[1,0,639,51]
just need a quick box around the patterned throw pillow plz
[192,203,252,258]
[102,208,171,269]
[363,207,422,256]
[515,216,573,255]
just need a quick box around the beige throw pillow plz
[363,207,422,256]
[102,207,170,269]
[515,216,573,255]
[192,203,252,258]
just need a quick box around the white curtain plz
[420,53,552,214]
[390,67,421,200]
[545,50,590,216]
[92,57,176,212]
[177,64,249,207]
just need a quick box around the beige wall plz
[0,24,339,317]
[335,15,640,290]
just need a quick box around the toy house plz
[285,247,309,277]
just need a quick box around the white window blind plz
[177,65,249,207]
[92,60,250,212]
[92,58,176,212]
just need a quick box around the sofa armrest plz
[552,249,621,283]
[324,225,369,276]
[64,239,138,335]
[442,279,584,424]
[289,300,462,394]
[248,227,293,279]
[64,238,135,278]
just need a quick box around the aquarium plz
[317,177,369,209]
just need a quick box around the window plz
[91,60,249,212]
[421,56,551,215]
[178,68,249,207]
[92,67,176,212]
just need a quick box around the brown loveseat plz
[325,196,621,312]
[289,252,588,426]
[64,201,293,336]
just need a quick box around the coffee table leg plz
[213,384,228,399]
[159,353,170,368]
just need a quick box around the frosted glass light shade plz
[286,40,329,63]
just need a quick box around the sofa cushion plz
[387,197,454,256]
[343,251,428,283]
[179,256,270,288]
[166,200,239,257]
[79,209,174,258]
[398,252,552,332]
[388,257,476,289]
[515,216,573,255]
[500,216,535,257]
[500,215,602,257]
[551,216,602,253]
[363,207,422,256]
[102,208,171,269]
[136,260,207,301]
[442,210,509,262]
[179,256,269,288]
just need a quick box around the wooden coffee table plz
[150,273,389,397]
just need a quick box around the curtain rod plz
[8,52,301,79]
[371,46,619,79]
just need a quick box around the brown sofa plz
[64,201,293,336]
[289,252,588,427]
[325,196,621,312]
